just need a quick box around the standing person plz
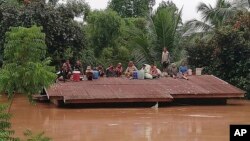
[115,63,123,77]
[161,47,170,76]
[125,61,138,78]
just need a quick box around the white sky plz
[84,0,217,22]
[61,0,217,22]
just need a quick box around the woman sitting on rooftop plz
[125,61,138,78]
[115,63,123,77]
[150,64,160,78]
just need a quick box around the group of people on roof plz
[56,47,190,82]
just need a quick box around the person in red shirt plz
[115,63,123,77]
[150,64,160,78]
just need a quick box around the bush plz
[187,24,250,98]
[0,26,56,101]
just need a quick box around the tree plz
[0,104,19,141]
[86,10,122,57]
[152,5,182,53]
[185,0,249,33]
[0,26,56,101]
[128,2,183,66]
[186,12,250,98]
[108,0,155,18]
[0,0,90,67]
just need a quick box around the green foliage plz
[0,26,56,101]
[0,0,89,66]
[78,48,97,67]
[186,13,250,98]
[0,104,19,141]
[108,0,155,18]
[185,0,249,34]
[128,24,156,65]
[128,2,183,67]
[86,10,122,57]
[98,46,130,67]
[153,5,182,53]
[23,130,51,141]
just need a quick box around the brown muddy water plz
[1,95,250,141]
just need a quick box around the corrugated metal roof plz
[46,75,245,103]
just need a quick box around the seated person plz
[106,64,116,77]
[74,60,83,74]
[85,66,93,80]
[150,64,160,78]
[141,64,152,79]
[169,63,178,78]
[115,63,123,77]
[179,62,189,80]
[125,61,138,78]
[57,59,72,82]
[97,65,105,77]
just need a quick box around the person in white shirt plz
[161,47,170,75]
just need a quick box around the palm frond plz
[152,7,182,52]
[185,19,213,34]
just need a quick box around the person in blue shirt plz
[179,62,189,80]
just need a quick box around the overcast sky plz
[84,0,218,22]
[60,0,217,22]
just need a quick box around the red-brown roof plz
[45,75,245,104]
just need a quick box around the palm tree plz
[128,3,183,66]
[185,0,249,33]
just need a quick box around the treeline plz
[0,0,249,97]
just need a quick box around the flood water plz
[2,95,250,141]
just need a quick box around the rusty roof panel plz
[46,75,245,103]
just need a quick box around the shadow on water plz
[39,98,245,109]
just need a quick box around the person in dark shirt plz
[85,66,93,80]
[74,60,83,74]
[115,63,123,77]
[97,65,105,77]
[57,59,72,82]
[106,64,116,77]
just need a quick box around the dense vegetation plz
[185,0,250,98]
[0,25,56,101]
[0,0,249,140]
[0,0,249,96]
